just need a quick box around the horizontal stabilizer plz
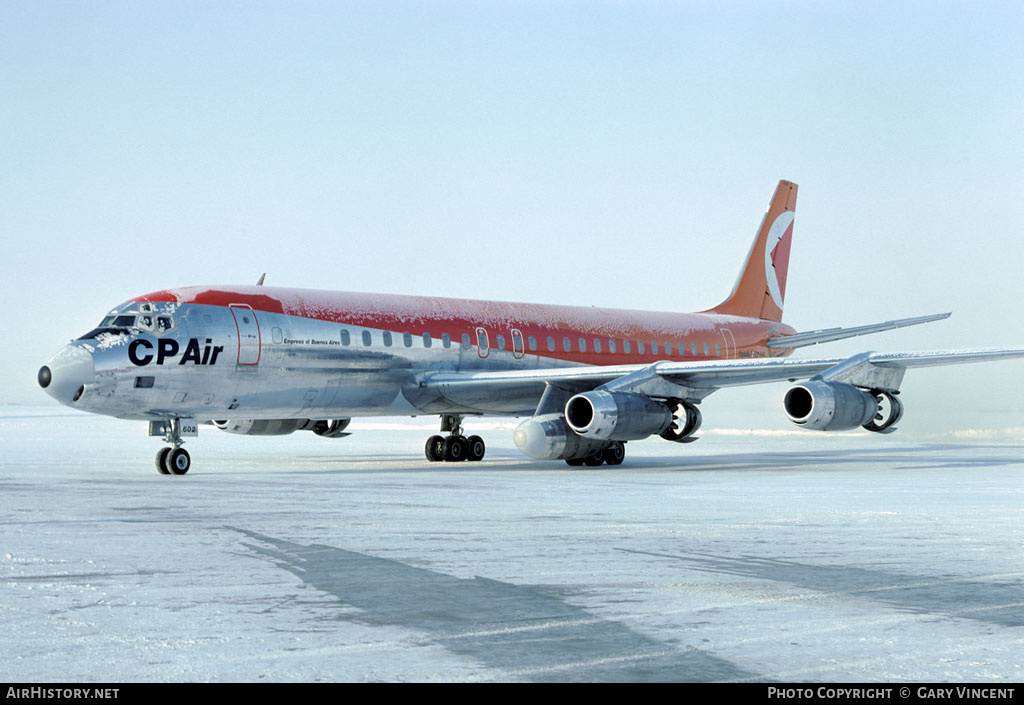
[766,312,951,349]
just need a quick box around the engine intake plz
[564,391,673,441]
[783,381,877,431]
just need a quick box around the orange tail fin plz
[708,180,798,322]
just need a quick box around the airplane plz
[37,180,1024,475]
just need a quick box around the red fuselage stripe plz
[131,286,795,364]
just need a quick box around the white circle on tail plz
[764,211,795,310]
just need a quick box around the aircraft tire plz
[165,448,191,475]
[425,435,444,462]
[583,450,605,467]
[565,457,585,467]
[155,447,171,475]
[467,435,485,461]
[605,441,625,466]
[443,436,468,462]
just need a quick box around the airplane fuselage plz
[51,285,795,423]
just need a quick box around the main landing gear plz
[425,414,486,463]
[154,418,191,475]
[564,441,626,467]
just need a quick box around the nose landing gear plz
[425,414,485,463]
[152,418,192,475]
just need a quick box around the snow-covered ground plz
[2,406,1023,682]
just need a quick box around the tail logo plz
[764,211,795,310]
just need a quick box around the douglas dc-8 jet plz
[38,181,1024,474]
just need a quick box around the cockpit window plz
[78,306,175,341]
[79,307,176,342]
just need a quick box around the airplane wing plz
[765,312,951,349]
[418,347,1024,411]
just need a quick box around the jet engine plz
[213,419,311,435]
[783,381,878,431]
[564,391,673,441]
[212,418,351,437]
[513,413,612,460]
[309,418,352,438]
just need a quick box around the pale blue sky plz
[3,1,1023,429]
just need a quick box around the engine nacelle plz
[513,413,611,460]
[783,381,877,431]
[213,418,352,437]
[213,419,311,436]
[564,391,673,441]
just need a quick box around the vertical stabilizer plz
[707,180,798,322]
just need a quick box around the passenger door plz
[229,304,261,365]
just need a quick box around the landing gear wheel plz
[583,449,605,467]
[425,435,444,462]
[565,457,585,467]
[443,436,468,462]
[467,435,486,462]
[605,441,625,466]
[164,447,191,475]
[155,447,171,475]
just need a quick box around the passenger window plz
[563,337,571,352]
[678,342,685,355]
[623,340,631,354]
[578,337,586,353]
[362,330,372,346]
[651,341,658,355]
[442,333,451,348]
[703,342,710,356]
[272,327,283,344]
[594,338,602,354]
[547,336,555,352]
[496,334,506,351]
[528,336,537,351]
[382,331,392,347]
[608,339,616,354]
[461,333,471,350]
[691,342,698,356]
[423,332,432,348]
[340,329,350,346]
[403,332,413,347]
[637,341,645,354]
[715,343,722,357]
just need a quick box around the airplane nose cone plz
[40,346,95,404]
